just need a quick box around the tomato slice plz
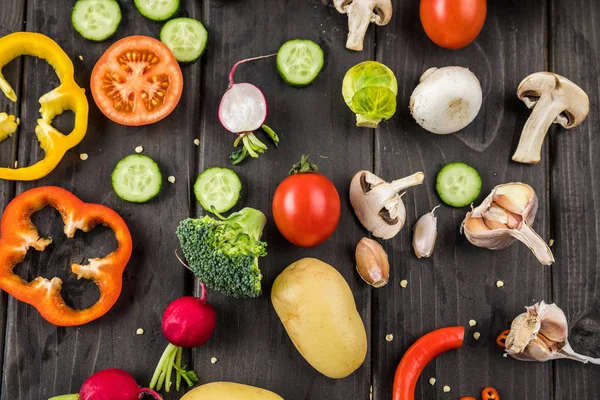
[90,35,183,126]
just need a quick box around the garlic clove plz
[355,237,390,287]
[412,205,439,258]
[492,183,537,217]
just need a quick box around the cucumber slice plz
[134,0,179,22]
[276,39,324,87]
[112,154,163,203]
[160,18,208,63]
[71,0,121,42]
[436,162,482,208]
[194,167,242,213]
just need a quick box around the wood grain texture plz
[1,1,198,398]
[373,0,553,399]
[191,0,373,398]
[0,2,26,396]
[550,0,600,398]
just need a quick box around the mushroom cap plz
[409,66,482,134]
[517,72,589,129]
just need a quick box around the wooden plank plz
[373,1,552,399]
[192,0,373,397]
[550,0,600,398]
[1,1,199,399]
[0,2,26,396]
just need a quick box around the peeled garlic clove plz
[355,237,390,287]
[505,301,600,365]
[412,205,439,258]
[492,183,538,222]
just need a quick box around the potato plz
[271,257,367,379]
[180,382,284,400]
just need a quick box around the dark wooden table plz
[1,0,599,399]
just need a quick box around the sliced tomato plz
[90,35,183,126]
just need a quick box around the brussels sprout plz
[342,61,398,128]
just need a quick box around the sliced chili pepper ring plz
[0,186,132,326]
[0,32,89,181]
[496,329,510,348]
[482,387,500,400]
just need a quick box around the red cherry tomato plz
[272,156,341,247]
[420,0,487,50]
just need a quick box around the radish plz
[218,54,280,165]
[48,368,161,400]
[149,282,216,393]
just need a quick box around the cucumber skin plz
[134,0,180,22]
[112,155,163,203]
[276,39,324,88]
[71,0,122,42]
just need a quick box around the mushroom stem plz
[385,172,425,195]
[345,1,375,51]
[512,93,566,164]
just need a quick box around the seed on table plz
[429,378,436,385]
[79,153,88,161]
[168,176,176,183]
[136,328,144,335]
[194,138,200,146]
[473,332,481,340]
[443,385,451,393]
[385,334,393,342]
[400,279,408,288]
[135,146,143,153]
[210,357,218,364]
[496,280,505,288]
[469,319,477,327]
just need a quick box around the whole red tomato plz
[420,0,487,50]
[272,155,341,247]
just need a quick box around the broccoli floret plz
[176,207,267,297]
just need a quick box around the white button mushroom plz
[409,67,483,134]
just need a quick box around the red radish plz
[48,368,161,400]
[218,54,280,165]
[149,282,216,393]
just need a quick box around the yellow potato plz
[271,257,368,379]
[180,382,284,400]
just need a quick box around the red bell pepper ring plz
[392,326,465,400]
[0,186,132,326]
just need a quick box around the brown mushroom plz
[513,72,589,164]
[333,0,392,51]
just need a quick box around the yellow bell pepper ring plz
[0,32,89,181]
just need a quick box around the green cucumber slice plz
[134,0,179,22]
[71,0,121,42]
[276,39,324,87]
[436,162,482,207]
[112,154,163,203]
[194,167,242,213]
[160,18,208,63]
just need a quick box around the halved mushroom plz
[333,0,392,51]
[513,72,589,164]
[349,170,424,239]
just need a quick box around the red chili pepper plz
[482,387,500,399]
[392,326,465,400]
[0,186,132,326]
[496,329,510,348]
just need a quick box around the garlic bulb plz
[461,182,554,265]
[355,237,390,287]
[412,205,439,258]
[505,301,600,364]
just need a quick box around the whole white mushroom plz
[409,67,482,134]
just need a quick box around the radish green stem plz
[48,395,79,400]
[228,53,277,88]
[164,343,178,392]
[150,342,177,389]
[175,346,183,390]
